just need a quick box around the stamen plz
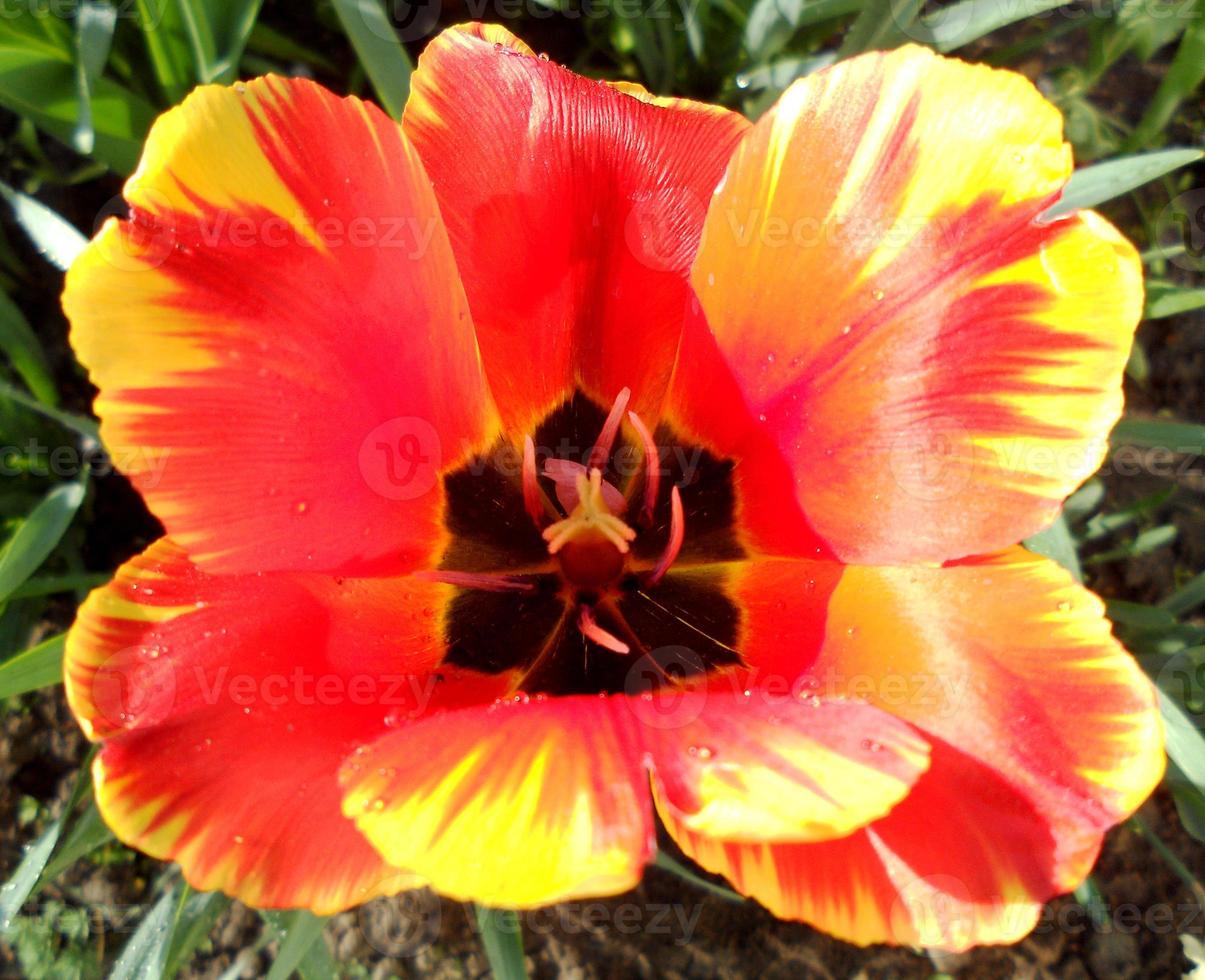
[626,410,659,526]
[543,469,637,555]
[414,569,535,593]
[578,605,631,655]
[522,435,544,526]
[646,484,684,586]
[587,387,631,473]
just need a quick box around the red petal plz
[404,23,748,430]
[340,688,928,907]
[64,539,460,912]
[64,76,497,576]
[667,549,1164,948]
[677,45,1141,563]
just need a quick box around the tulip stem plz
[473,905,528,979]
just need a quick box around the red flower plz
[62,23,1163,949]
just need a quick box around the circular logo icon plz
[358,887,442,957]
[1154,188,1205,272]
[90,646,178,730]
[91,190,177,272]
[624,188,706,274]
[887,418,976,503]
[623,646,708,730]
[358,416,442,501]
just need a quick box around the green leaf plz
[474,906,528,980]
[0,749,94,935]
[73,1,119,155]
[0,379,99,440]
[330,0,413,119]
[1145,283,1205,320]
[262,910,336,980]
[1024,512,1082,582]
[1123,12,1205,153]
[654,850,747,902]
[1042,148,1204,220]
[1111,417,1205,453]
[0,45,154,174]
[0,481,86,603]
[110,883,178,980]
[838,0,924,56]
[909,0,1070,52]
[0,289,57,406]
[1163,572,1205,620]
[1160,690,1205,794]
[164,889,231,979]
[0,633,65,699]
[1107,599,1178,631]
[135,0,196,103]
[39,800,115,883]
[0,183,88,272]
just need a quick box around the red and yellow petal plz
[404,23,749,430]
[65,538,456,912]
[340,690,929,908]
[64,75,497,577]
[677,44,1142,564]
[668,549,1163,948]
[665,741,1068,950]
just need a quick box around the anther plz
[646,485,684,587]
[627,410,659,527]
[587,386,631,473]
[414,570,535,593]
[578,605,630,654]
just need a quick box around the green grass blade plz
[1111,417,1205,453]
[0,634,65,699]
[474,906,529,980]
[110,883,179,980]
[136,0,196,103]
[331,0,413,119]
[210,0,264,83]
[0,380,100,440]
[38,800,115,884]
[0,49,154,173]
[1043,147,1204,220]
[262,910,336,980]
[1123,13,1205,153]
[0,481,86,603]
[837,0,923,56]
[1145,283,1205,320]
[73,0,118,154]
[0,748,95,935]
[1023,512,1083,582]
[0,289,57,406]
[0,183,88,271]
[164,889,231,979]
[909,0,1070,52]
[176,0,219,83]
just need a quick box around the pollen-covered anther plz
[543,468,637,555]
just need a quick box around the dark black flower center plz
[435,390,745,695]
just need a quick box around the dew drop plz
[493,41,503,50]
[757,413,768,423]
[861,739,882,752]
[538,52,549,60]
[233,834,245,844]
[840,324,852,336]
[294,500,308,515]
[871,289,885,301]
[689,745,715,760]
[1057,599,1072,612]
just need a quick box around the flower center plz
[427,389,745,695]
